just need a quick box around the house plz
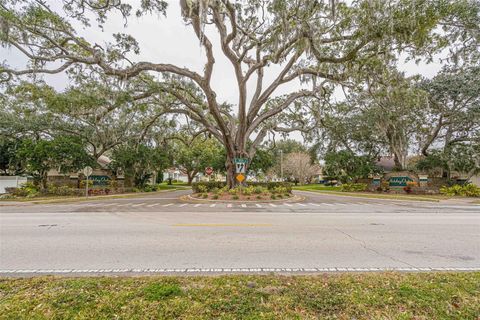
[162,167,199,183]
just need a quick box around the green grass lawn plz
[156,183,190,190]
[1,273,479,319]
[293,184,342,191]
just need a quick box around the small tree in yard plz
[283,152,320,185]
[110,144,169,188]
[16,136,94,190]
[324,150,380,183]
[174,137,225,185]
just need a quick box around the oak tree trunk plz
[225,151,236,189]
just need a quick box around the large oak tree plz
[0,0,463,186]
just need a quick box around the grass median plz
[293,185,449,202]
[0,186,189,205]
[1,273,479,319]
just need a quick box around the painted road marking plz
[241,204,247,208]
[131,203,144,207]
[308,203,321,206]
[210,204,216,208]
[321,203,334,206]
[179,204,188,207]
[296,203,307,207]
[147,203,159,207]
[269,203,277,207]
[162,203,174,207]
[227,204,232,208]
[194,204,202,208]
[283,203,292,207]
[256,204,262,208]
[173,223,272,227]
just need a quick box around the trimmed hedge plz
[191,181,292,193]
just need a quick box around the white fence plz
[0,176,28,194]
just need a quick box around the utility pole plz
[280,149,283,181]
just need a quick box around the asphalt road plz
[1,190,479,275]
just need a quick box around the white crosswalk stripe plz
[162,203,173,207]
[296,203,307,207]
[227,204,232,208]
[147,203,159,207]
[179,203,188,207]
[255,204,262,208]
[308,203,321,206]
[283,203,292,207]
[131,203,144,207]
[269,203,277,207]
[241,204,247,208]
[321,203,333,206]
[194,204,202,207]
[210,204,216,208]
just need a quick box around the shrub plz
[440,184,480,197]
[212,195,219,199]
[256,195,262,200]
[202,193,208,198]
[108,179,119,190]
[228,188,238,195]
[192,181,226,193]
[232,195,239,200]
[272,186,288,194]
[340,183,368,192]
[242,186,255,196]
[253,186,265,194]
[219,186,229,194]
[191,181,292,193]
[270,194,276,200]
[380,181,389,192]
[12,182,39,197]
[79,180,94,188]
[197,185,208,193]
[261,182,292,193]
[48,185,77,196]
[462,184,480,197]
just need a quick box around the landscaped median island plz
[190,181,294,201]
[1,273,479,319]
[294,183,480,202]
[0,182,189,202]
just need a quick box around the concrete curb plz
[294,190,443,203]
[1,267,479,277]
